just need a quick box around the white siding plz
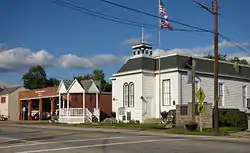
[142,73,155,119]
[0,95,9,117]
[155,72,179,118]
[8,87,26,121]
[68,80,85,93]
[181,73,214,104]
[181,72,250,112]
[58,81,67,94]
[112,73,143,122]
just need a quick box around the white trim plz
[178,69,250,81]
[113,68,250,81]
[112,68,179,77]
[57,80,63,92]
[20,95,59,100]
[67,79,85,93]
[66,79,78,93]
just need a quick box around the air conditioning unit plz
[247,98,250,108]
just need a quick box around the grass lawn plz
[12,121,245,136]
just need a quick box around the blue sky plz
[1,0,250,85]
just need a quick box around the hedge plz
[218,108,248,130]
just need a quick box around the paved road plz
[0,122,249,153]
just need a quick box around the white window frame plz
[218,83,224,106]
[128,82,134,107]
[162,79,171,106]
[242,85,247,107]
[123,83,129,107]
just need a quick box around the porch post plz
[50,98,55,116]
[95,93,99,109]
[18,100,22,120]
[63,95,65,109]
[59,94,61,110]
[67,93,70,116]
[28,100,32,120]
[82,92,85,109]
[82,92,85,123]
[39,98,43,120]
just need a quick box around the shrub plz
[111,112,116,118]
[218,108,247,130]
[168,110,176,125]
[185,121,198,131]
[161,111,168,119]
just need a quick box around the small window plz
[127,111,131,121]
[218,83,224,106]
[0,97,6,103]
[162,79,171,106]
[137,50,140,54]
[145,50,148,54]
[180,106,188,116]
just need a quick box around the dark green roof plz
[117,54,250,80]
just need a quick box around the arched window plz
[123,83,129,107]
[129,82,134,107]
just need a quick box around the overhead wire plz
[54,0,249,54]
[98,0,214,33]
[219,34,250,55]
[53,0,210,33]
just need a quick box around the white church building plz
[110,41,250,123]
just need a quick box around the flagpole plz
[158,0,161,118]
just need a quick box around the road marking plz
[16,139,172,153]
[0,136,126,149]
[0,136,39,144]
[0,135,157,149]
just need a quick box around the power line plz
[54,0,150,28]
[219,34,250,54]
[53,0,210,33]
[99,0,213,33]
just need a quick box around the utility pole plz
[191,58,196,122]
[213,0,219,134]
[193,0,219,134]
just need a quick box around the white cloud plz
[0,48,56,72]
[122,34,151,45]
[1,40,250,73]
[152,40,250,62]
[0,47,127,73]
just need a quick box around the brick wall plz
[176,102,213,128]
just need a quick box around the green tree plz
[46,77,60,87]
[203,54,249,65]
[22,65,48,89]
[203,53,227,61]
[73,69,112,92]
[229,57,249,65]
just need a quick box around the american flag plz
[159,0,173,30]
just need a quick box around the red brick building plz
[19,79,112,122]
